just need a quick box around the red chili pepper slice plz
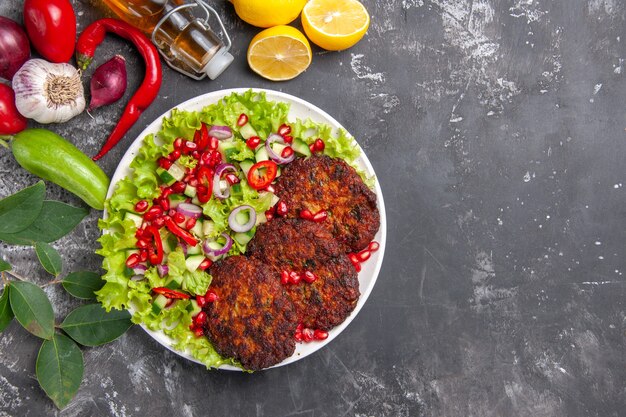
[247,160,278,190]
[193,123,210,150]
[196,165,213,203]
[146,226,163,265]
[76,18,162,161]
[164,217,198,247]
[152,287,190,300]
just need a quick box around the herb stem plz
[5,270,29,282]
[0,137,10,148]
[42,279,63,287]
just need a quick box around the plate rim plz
[106,88,387,370]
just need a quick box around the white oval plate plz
[106,88,387,370]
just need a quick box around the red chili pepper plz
[164,217,198,247]
[247,160,278,190]
[76,18,162,161]
[146,226,163,265]
[152,287,190,300]
[194,123,209,150]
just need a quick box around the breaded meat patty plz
[202,256,297,370]
[248,218,360,330]
[274,154,379,253]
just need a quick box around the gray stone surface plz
[1,0,625,416]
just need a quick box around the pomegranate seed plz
[299,209,314,220]
[139,250,149,262]
[136,239,149,249]
[186,218,197,229]
[246,136,261,149]
[153,217,166,228]
[194,327,204,337]
[265,210,274,221]
[314,138,325,152]
[276,201,288,216]
[198,258,213,270]
[225,173,240,185]
[169,149,181,160]
[208,136,219,151]
[237,113,248,126]
[309,143,316,153]
[189,323,196,332]
[368,241,380,252]
[295,332,303,342]
[289,271,301,285]
[174,213,186,224]
[349,253,359,267]
[302,328,314,342]
[135,228,146,239]
[194,311,207,325]
[196,296,207,308]
[296,323,304,332]
[160,187,173,198]
[159,198,170,211]
[281,146,294,159]
[158,157,173,170]
[357,250,371,262]
[125,253,140,268]
[303,271,317,283]
[205,290,218,302]
[278,124,291,136]
[168,209,176,217]
[312,210,328,222]
[171,181,186,193]
[314,329,328,340]
[210,151,223,167]
[134,200,149,212]
[174,138,184,150]
[283,135,293,144]
[353,261,362,273]
[184,141,197,152]
[280,270,290,285]
[144,206,163,221]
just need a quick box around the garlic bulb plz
[12,59,85,124]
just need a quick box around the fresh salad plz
[96,90,369,368]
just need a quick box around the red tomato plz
[23,0,77,63]
[247,160,278,190]
[0,84,27,135]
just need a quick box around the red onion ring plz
[228,205,256,233]
[176,203,202,219]
[132,264,147,275]
[202,233,233,260]
[213,163,238,199]
[265,133,296,164]
[208,125,233,140]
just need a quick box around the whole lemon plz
[230,0,308,28]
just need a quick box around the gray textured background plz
[1,0,625,416]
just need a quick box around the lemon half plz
[230,0,307,28]
[301,0,370,51]
[247,25,312,81]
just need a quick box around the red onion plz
[266,134,296,164]
[176,203,202,219]
[88,55,127,111]
[0,17,30,81]
[228,205,256,233]
[132,264,147,275]
[208,125,233,140]
[157,264,169,278]
[202,233,233,260]
[213,163,237,199]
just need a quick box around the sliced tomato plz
[152,287,190,300]
[247,160,278,190]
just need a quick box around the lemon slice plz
[247,25,312,81]
[301,0,370,51]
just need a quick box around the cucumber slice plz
[218,140,239,162]
[124,212,143,229]
[234,229,255,246]
[151,294,169,314]
[239,123,258,139]
[292,138,312,157]
[165,275,184,290]
[185,254,205,272]
[167,163,185,182]
[239,159,255,177]
[157,167,176,185]
[190,219,204,237]
[231,183,243,198]
[184,184,197,197]
[168,194,187,208]
[202,220,216,237]
[186,243,202,255]
[255,146,269,162]
[187,299,202,316]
